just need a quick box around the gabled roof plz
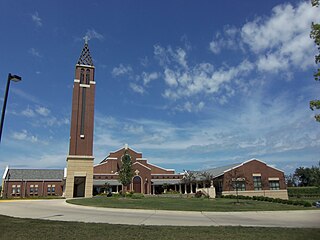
[77,42,94,66]
[4,169,64,180]
[193,163,240,180]
[193,158,284,180]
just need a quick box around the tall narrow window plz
[269,180,280,190]
[85,69,90,84]
[253,176,262,190]
[80,68,84,84]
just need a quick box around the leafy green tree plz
[310,0,320,122]
[200,171,214,187]
[294,162,320,186]
[182,170,196,193]
[118,150,133,193]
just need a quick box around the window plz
[47,185,56,195]
[30,185,34,194]
[269,180,280,190]
[35,185,38,195]
[80,68,84,83]
[85,69,90,84]
[12,185,16,194]
[233,181,246,191]
[253,176,262,191]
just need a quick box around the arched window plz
[80,68,84,84]
[86,69,90,84]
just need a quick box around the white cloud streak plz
[31,12,42,27]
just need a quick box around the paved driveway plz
[0,199,319,228]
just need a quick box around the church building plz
[1,41,288,200]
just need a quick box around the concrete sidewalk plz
[0,199,319,228]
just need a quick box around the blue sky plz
[0,0,319,175]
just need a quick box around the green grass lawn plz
[0,214,319,240]
[67,196,314,211]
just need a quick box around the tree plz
[182,170,196,193]
[118,150,133,193]
[225,168,248,203]
[294,162,320,187]
[310,0,320,122]
[285,173,298,187]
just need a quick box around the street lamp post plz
[0,73,22,143]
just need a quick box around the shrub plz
[131,193,144,199]
[194,191,204,198]
[287,187,320,198]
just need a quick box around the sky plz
[0,0,319,175]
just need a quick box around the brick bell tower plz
[65,38,96,198]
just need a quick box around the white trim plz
[93,157,118,167]
[136,158,148,161]
[110,145,142,155]
[76,64,95,69]
[74,172,87,177]
[242,158,285,173]
[67,155,94,160]
[252,173,261,177]
[94,173,119,176]
[268,177,280,181]
[80,84,90,88]
[80,135,85,139]
[7,179,63,181]
[74,79,80,83]
[218,159,284,178]
[90,81,96,85]
[151,174,181,176]
[147,163,175,172]
[2,166,9,179]
[132,162,151,170]
[64,168,67,178]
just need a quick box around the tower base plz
[64,155,94,198]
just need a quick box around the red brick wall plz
[222,160,286,191]
[3,180,63,198]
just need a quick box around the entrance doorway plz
[132,176,141,193]
[73,177,86,197]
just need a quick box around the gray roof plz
[5,169,64,181]
[93,179,121,186]
[192,163,241,180]
[151,179,182,185]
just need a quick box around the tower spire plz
[77,38,94,66]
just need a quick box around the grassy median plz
[0,214,319,240]
[66,195,313,211]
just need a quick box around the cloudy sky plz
[0,0,319,175]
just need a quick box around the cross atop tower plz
[77,38,94,66]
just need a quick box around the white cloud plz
[175,101,205,113]
[35,106,50,116]
[12,130,38,143]
[130,83,144,94]
[112,64,133,77]
[246,2,318,73]
[28,48,41,58]
[21,107,35,117]
[84,29,104,41]
[142,72,158,86]
[31,12,42,27]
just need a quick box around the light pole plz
[0,73,22,143]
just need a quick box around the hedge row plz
[287,187,320,196]
[220,194,312,207]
